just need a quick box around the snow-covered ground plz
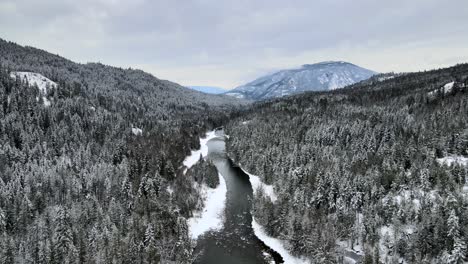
[241,168,277,202]
[183,130,217,171]
[428,81,457,97]
[442,81,455,93]
[131,127,143,136]
[42,97,52,107]
[436,155,468,166]
[10,71,57,107]
[377,75,396,82]
[243,168,308,263]
[10,71,57,93]
[188,172,227,240]
[182,130,227,239]
[437,155,468,194]
[382,189,422,211]
[252,218,310,264]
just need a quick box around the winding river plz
[193,131,284,264]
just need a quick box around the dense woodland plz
[226,64,468,263]
[0,39,240,263]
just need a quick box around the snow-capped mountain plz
[226,61,377,100]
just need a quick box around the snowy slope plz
[10,71,58,107]
[428,81,458,98]
[226,61,376,100]
[10,71,57,93]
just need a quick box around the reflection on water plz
[193,130,283,264]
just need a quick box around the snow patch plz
[188,172,227,239]
[377,76,395,82]
[383,190,421,211]
[42,97,51,107]
[252,218,310,264]
[241,168,277,202]
[428,81,457,97]
[443,81,455,93]
[131,127,143,136]
[10,71,57,106]
[166,186,174,195]
[10,71,57,93]
[437,155,468,166]
[183,130,217,170]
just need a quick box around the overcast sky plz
[1,0,467,89]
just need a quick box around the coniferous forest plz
[0,39,241,264]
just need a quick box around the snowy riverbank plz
[240,167,309,263]
[241,168,277,202]
[183,130,227,239]
[183,130,218,171]
[188,172,227,239]
[252,218,310,264]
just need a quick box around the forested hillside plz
[226,64,468,263]
[0,39,242,263]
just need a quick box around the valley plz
[0,37,467,264]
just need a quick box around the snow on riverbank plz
[241,168,277,202]
[252,218,310,264]
[188,172,227,239]
[183,130,227,239]
[183,130,217,171]
[242,165,307,263]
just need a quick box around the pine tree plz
[53,207,75,263]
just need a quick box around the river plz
[193,131,284,264]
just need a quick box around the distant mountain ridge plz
[188,86,227,94]
[226,61,377,100]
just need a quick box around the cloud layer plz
[1,0,468,88]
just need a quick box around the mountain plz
[0,39,244,111]
[225,63,468,263]
[188,86,227,94]
[226,61,377,100]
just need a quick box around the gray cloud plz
[1,0,468,88]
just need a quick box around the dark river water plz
[193,132,284,264]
